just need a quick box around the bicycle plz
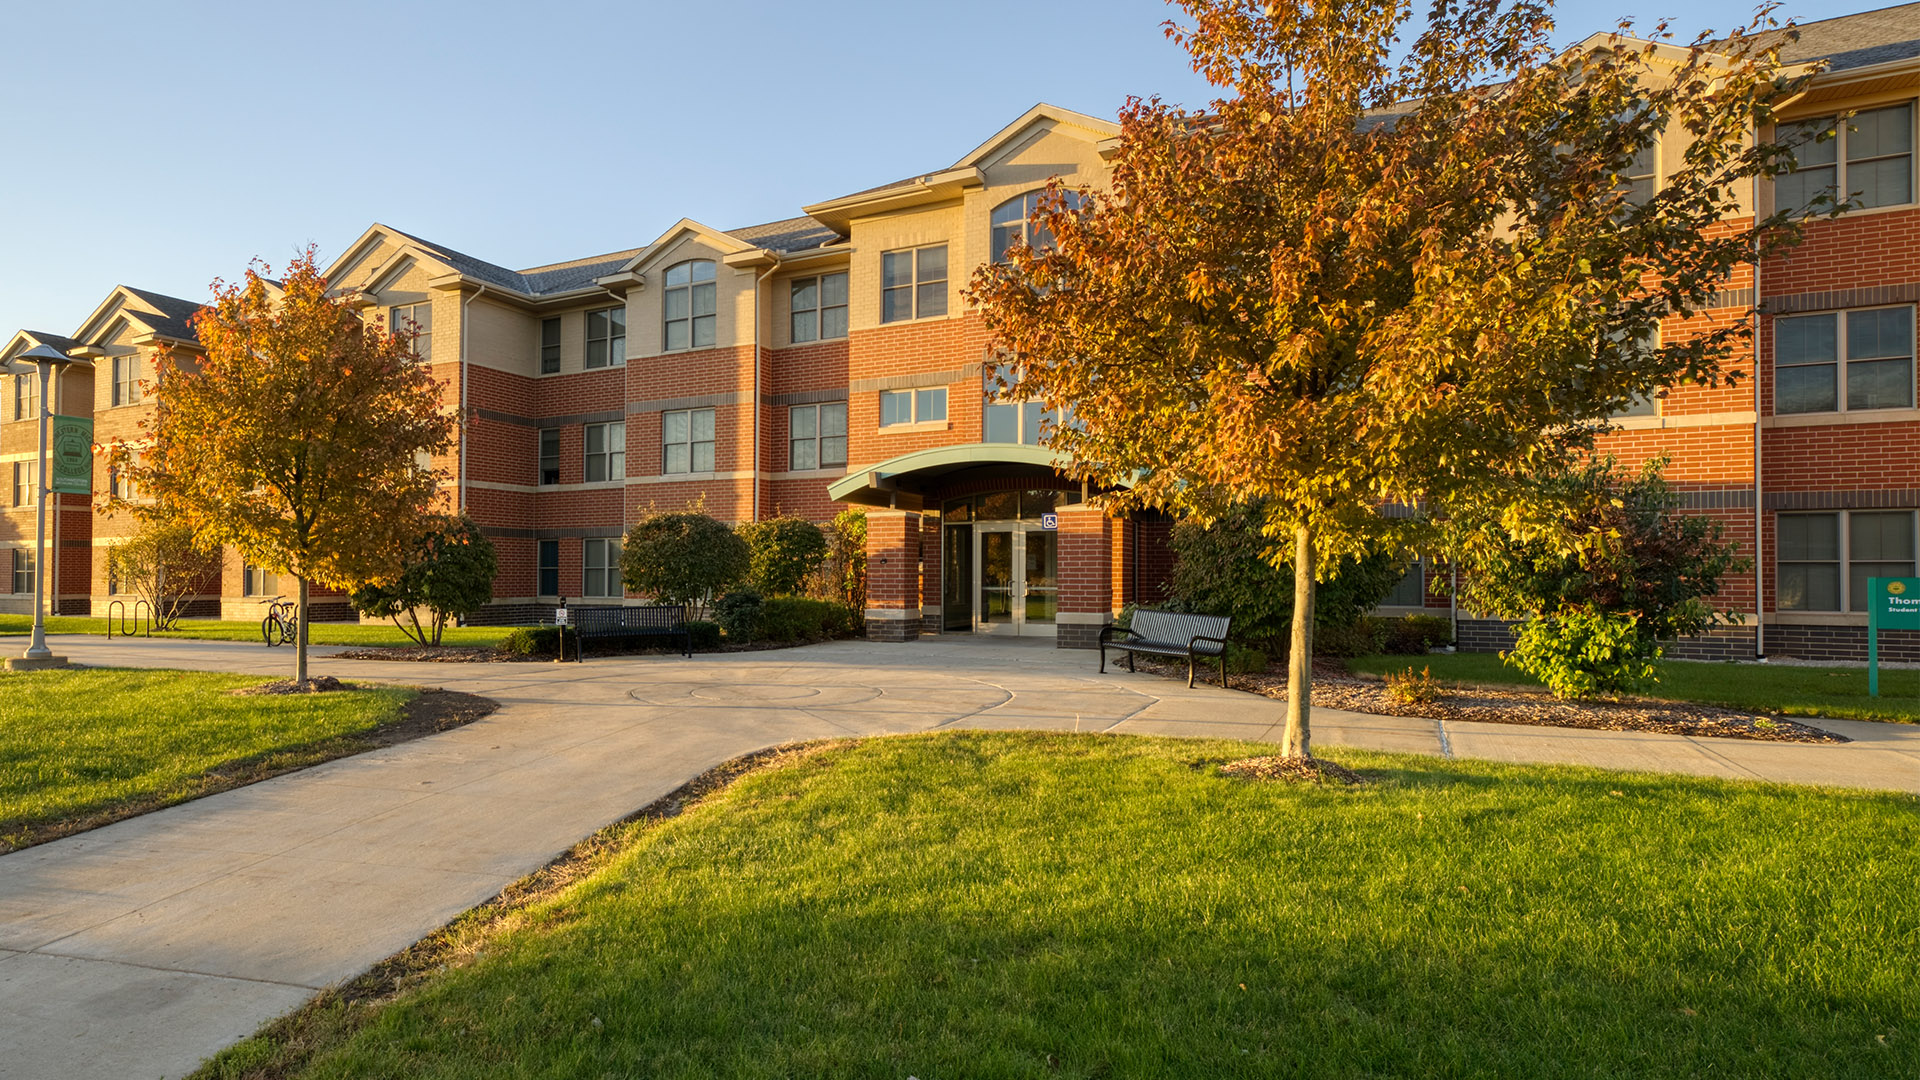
[261,596,298,647]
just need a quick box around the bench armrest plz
[1099,624,1137,645]
[1187,634,1229,656]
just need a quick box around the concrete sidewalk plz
[3,636,1918,1080]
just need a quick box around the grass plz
[0,668,414,849]
[0,613,516,648]
[1347,651,1920,724]
[202,732,1920,1080]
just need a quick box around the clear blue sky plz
[0,0,1826,338]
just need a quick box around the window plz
[663,260,717,351]
[107,549,121,596]
[109,455,139,501]
[1775,306,1914,414]
[584,421,625,482]
[662,408,715,473]
[538,539,560,597]
[11,548,33,595]
[1384,558,1426,607]
[789,402,847,470]
[586,306,626,369]
[538,428,561,486]
[540,317,562,374]
[1609,327,1660,417]
[243,563,278,598]
[984,362,1069,443]
[1622,140,1657,206]
[1778,510,1918,612]
[1777,103,1914,213]
[12,460,34,506]
[111,352,141,406]
[990,190,1085,262]
[583,537,622,598]
[390,302,432,361]
[879,387,947,427]
[880,245,947,323]
[790,273,848,343]
[12,373,34,421]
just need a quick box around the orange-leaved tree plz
[120,246,453,683]
[971,0,1815,760]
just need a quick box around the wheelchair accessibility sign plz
[1040,513,1058,530]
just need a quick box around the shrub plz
[107,515,217,630]
[755,597,858,643]
[500,626,563,657]
[1312,619,1388,658]
[1505,608,1660,700]
[1167,501,1404,656]
[350,514,498,645]
[1224,643,1268,674]
[1384,665,1439,705]
[808,507,868,610]
[1373,613,1455,654]
[686,620,722,651]
[621,512,748,617]
[713,590,764,642]
[739,516,828,597]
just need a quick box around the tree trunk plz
[295,577,310,686]
[1283,524,1315,759]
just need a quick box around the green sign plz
[48,415,93,495]
[1866,577,1920,697]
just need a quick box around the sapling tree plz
[350,514,498,646]
[972,0,1813,758]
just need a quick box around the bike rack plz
[107,600,121,640]
[106,600,154,640]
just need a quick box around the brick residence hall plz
[4,5,1920,659]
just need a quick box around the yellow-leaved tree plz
[120,247,453,684]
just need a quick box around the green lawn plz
[1348,651,1920,723]
[0,668,414,849]
[0,614,516,648]
[204,732,1920,1080]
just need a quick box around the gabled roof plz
[67,285,204,348]
[1762,2,1920,73]
[329,223,649,301]
[724,216,843,255]
[1,329,81,365]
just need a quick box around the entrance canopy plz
[827,443,1079,511]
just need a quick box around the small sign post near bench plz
[1867,577,1920,697]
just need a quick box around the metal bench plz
[1099,609,1233,689]
[565,604,692,662]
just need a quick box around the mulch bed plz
[334,646,538,664]
[1218,755,1370,785]
[232,675,352,694]
[1135,656,1847,744]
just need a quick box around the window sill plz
[1765,408,1920,428]
[877,313,952,328]
[1768,611,1867,626]
[783,335,849,348]
[879,421,950,434]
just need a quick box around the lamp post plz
[4,344,90,668]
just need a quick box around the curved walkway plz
[3,636,1918,1080]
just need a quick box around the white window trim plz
[879,245,949,324]
[585,305,627,370]
[1773,304,1916,416]
[662,261,718,353]
[788,272,849,344]
[1777,508,1919,613]
[1775,101,1918,213]
[390,302,433,362]
[661,407,717,475]
[583,421,626,484]
[582,537,623,599]
[787,402,848,471]
[878,387,948,430]
[539,316,563,375]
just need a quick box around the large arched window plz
[663,259,717,351]
[990,189,1084,263]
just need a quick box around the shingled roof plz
[1765,2,1920,72]
[724,216,844,254]
[122,287,204,343]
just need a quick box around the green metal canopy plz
[827,443,1077,509]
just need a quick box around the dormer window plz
[663,260,717,351]
[991,189,1085,263]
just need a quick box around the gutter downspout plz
[1752,171,1766,660]
[458,282,488,516]
[750,262,778,522]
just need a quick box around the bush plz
[713,590,764,642]
[1167,501,1404,656]
[755,597,857,643]
[808,507,867,610]
[687,620,722,651]
[500,626,563,657]
[351,514,498,645]
[1505,609,1660,699]
[1313,620,1388,658]
[1373,613,1455,654]
[1224,643,1268,674]
[1384,665,1439,705]
[621,512,748,617]
[108,515,217,631]
[739,516,828,597]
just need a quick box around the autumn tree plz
[106,514,215,630]
[972,0,1813,760]
[120,247,454,683]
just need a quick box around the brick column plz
[864,508,923,642]
[1055,503,1115,649]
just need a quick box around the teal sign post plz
[48,415,93,496]
[1866,577,1920,696]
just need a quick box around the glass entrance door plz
[973,525,1057,637]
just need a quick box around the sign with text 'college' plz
[49,415,93,495]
